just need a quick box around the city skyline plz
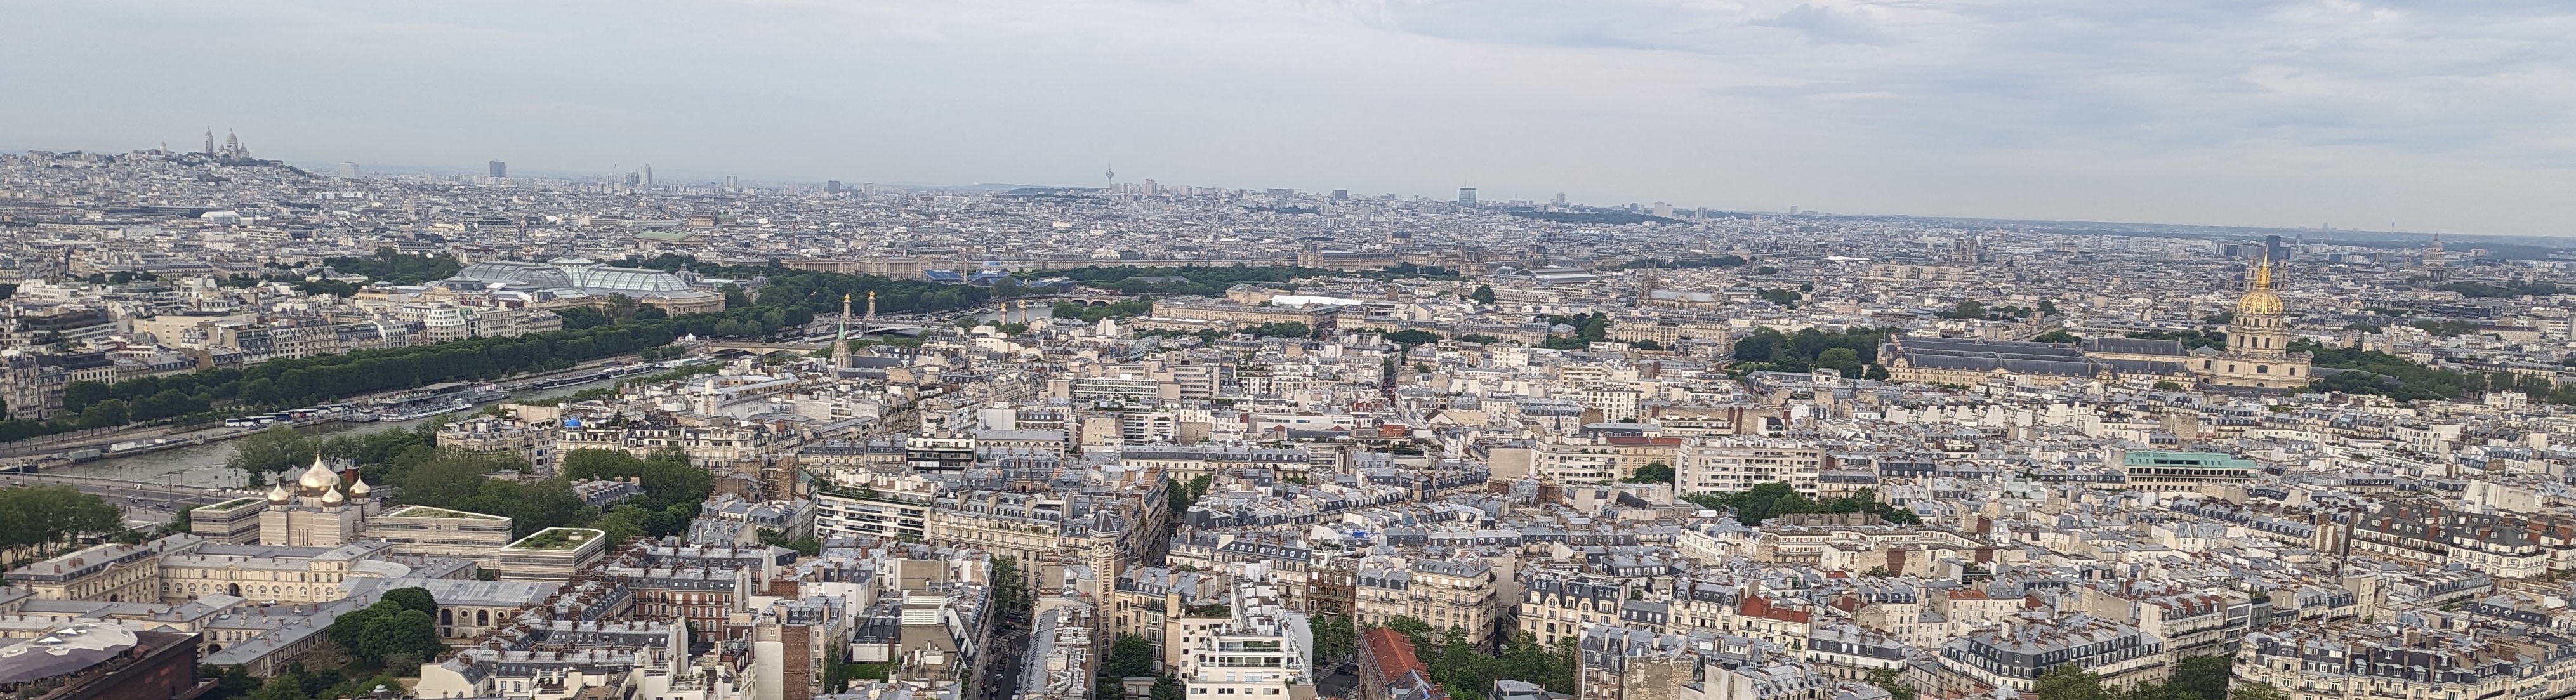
[6,1,2575,237]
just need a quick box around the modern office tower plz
[1267,188,1294,198]
[1331,189,1349,201]
[338,162,359,178]
[826,180,842,194]
[1458,188,1477,206]
[642,164,654,185]
[488,161,506,178]
[1653,202,1672,217]
[1144,178,1159,194]
[725,175,740,190]
[861,182,876,197]
[2264,234,2287,265]
[1553,192,1566,206]
[625,172,642,187]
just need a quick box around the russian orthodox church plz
[256,455,378,546]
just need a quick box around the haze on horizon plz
[4,1,2574,237]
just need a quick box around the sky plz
[5,1,2576,237]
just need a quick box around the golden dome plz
[265,482,292,503]
[347,476,371,498]
[297,455,341,491]
[2235,260,2283,316]
[320,487,345,506]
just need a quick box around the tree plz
[62,381,110,414]
[1104,633,1157,678]
[1151,675,1186,700]
[991,557,1029,612]
[1815,347,1863,374]
[2033,331,2082,344]
[385,449,529,512]
[77,399,128,428]
[562,447,715,510]
[2232,683,2289,700]
[331,600,445,670]
[0,485,128,555]
[2039,299,2059,316]
[381,587,439,617]
[2035,665,2108,700]
[1950,300,1988,319]
[360,609,443,667]
[1380,617,1435,658]
[2153,380,2186,392]
[1496,633,1561,694]
[1435,626,1496,700]
[1624,463,1674,484]
[2169,656,2231,700]
[1386,329,1443,345]
[1543,635,1580,694]
[1310,614,1357,664]
[1868,668,1918,700]
[602,294,642,321]
[229,425,319,477]
[722,284,752,309]
[597,504,652,543]
[1470,285,1496,304]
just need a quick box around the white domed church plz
[256,455,380,546]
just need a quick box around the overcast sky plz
[6,1,2575,236]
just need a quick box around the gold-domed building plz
[2080,260,2312,390]
[256,454,376,546]
[2202,260,2312,389]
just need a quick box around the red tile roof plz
[1363,627,1427,685]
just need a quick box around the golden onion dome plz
[297,455,341,491]
[265,481,292,503]
[2235,260,2283,315]
[347,476,372,498]
[320,487,345,506]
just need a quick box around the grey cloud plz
[1750,4,1892,45]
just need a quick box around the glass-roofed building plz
[447,258,725,314]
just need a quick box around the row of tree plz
[1678,484,1922,525]
[11,291,829,446]
[1731,327,1889,378]
[2296,340,2487,402]
[0,485,129,558]
[2032,656,2271,700]
[1375,617,1578,700]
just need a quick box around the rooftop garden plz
[199,497,263,512]
[385,505,506,520]
[505,527,605,550]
